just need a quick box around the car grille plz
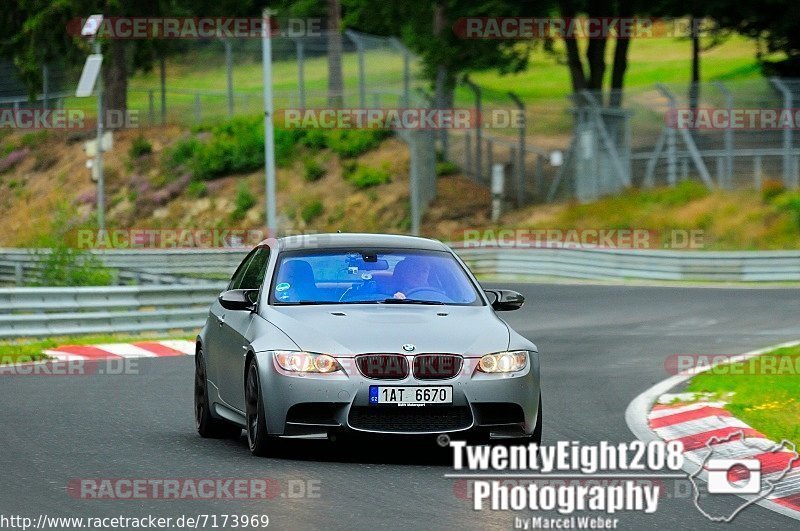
[413,354,463,380]
[348,406,473,433]
[355,354,409,380]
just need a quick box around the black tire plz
[195,348,242,439]
[245,361,272,457]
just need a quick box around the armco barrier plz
[0,284,225,339]
[0,248,248,286]
[454,247,800,282]
[1,246,799,339]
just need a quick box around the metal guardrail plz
[2,246,799,339]
[455,247,800,282]
[0,249,248,286]
[0,284,225,339]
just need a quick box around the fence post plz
[148,89,155,125]
[465,133,472,176]
[714,81,734,188]
[535,155,544,198]
[160,56,167,125]
[194,93,201,123]
[224,39,234,116]
[409,131,421,236]
[14,263,23,285]
[771,78,795,188]
[295,38,306,109]
[508,91,526,205]
[486,139,494,186]
[656,83,713,189]
[42,64,49,110]
[754,155,762,189]
[345,30,367,108]
[389,38,411,107]
[463,76,482,183]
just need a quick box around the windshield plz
[270,249,481,306]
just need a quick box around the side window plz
[228,248,259,290]
[238,247,271,291]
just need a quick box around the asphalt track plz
[2,283,799,530]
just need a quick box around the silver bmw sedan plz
[195,233,541,456]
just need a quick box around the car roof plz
[265,233,449,252]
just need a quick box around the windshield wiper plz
[381,298,445,305]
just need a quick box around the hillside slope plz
[1,124,800,250]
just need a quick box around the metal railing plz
[2,246,800,339]
[456,247,800,282]
[0,248,248,286]
[0,284,225,339]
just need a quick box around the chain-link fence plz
[114,30,425,125]
[0,60,72,109]
[547,79,800,201]
[4,37,800,210]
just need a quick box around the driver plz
[391,257,431,300]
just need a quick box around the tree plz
[705,2,800,76]
[271,0,345,107]
[557,0,641,106]
[0,0,261,118]
[342,0,537,115]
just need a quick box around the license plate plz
[369,386,452,405]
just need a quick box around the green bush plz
[634,180,709,206]
[325,129,390,158]
[167,118,307,181]
[129,136,153,159]
[303,158,326,182]
[231,182,257,222]
[761,178,786,202]
[775,192,800,230]
[165,136,201,170]
[28,245,115,287]
[345,163,391,189]
[300,199,324,223]
[20,130,49,149]
[436,161,459,176]
[187,180,207,198]
[300,129,328,150]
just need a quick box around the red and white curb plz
[626,340,800,521]
[43,340,195,361]
[649,396,800,515]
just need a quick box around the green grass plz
[685,344,800,445]
[60,31,778,136]
[0,333,195,365]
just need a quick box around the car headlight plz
[274,351,343,373]
[478,351,528,373]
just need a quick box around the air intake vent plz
[355,354,409,380]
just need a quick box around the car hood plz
[263,304,510,355]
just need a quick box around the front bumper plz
[254,351,541,438]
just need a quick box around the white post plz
[262,10,277,234]
[94,40,105,233]
[491,163,505,222]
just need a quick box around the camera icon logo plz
[706,458,762,495]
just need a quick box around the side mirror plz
[219,289,258,311]
[485,289,525,311]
